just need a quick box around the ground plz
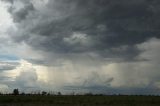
[0,95,160,106]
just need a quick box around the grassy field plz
[0,95,160,106]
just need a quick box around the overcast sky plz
[0,0,160,94]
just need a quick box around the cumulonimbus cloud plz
[1,0,160,94]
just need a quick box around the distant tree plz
[21,92,25,95]
[13,89,19,95]
[70,92,75,95]
[58,92,61,95]
[47,92,51,96]
[85,92,93,96]
[42,91,47,95]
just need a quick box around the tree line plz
[0,89,62,96]
[0,89,104,96]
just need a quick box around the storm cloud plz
[1,0,160,94]
[4,0,160,61]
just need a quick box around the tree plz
[13,89,19,95]
[42,91,47,95]
[58,92,61,95]
[21,92,25,95]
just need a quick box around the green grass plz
[0,95,160,106]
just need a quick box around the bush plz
[13,89,19,95]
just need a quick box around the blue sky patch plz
[0,54,20,61]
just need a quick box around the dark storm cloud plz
[2,0,160,94]
[5,0,160,61]
[12,4,34,22]
[2,0,13,3]
[6,0,35,22]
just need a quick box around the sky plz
[0,0,160,95]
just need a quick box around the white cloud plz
[63,32,91,46]
[0,1,13,34]
[0,84,9,92]
[137,38,160,63]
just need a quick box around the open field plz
[0,95,160,106]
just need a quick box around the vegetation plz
[0,89,160,106]
[0,94,160,106]
[13,89,19,95]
